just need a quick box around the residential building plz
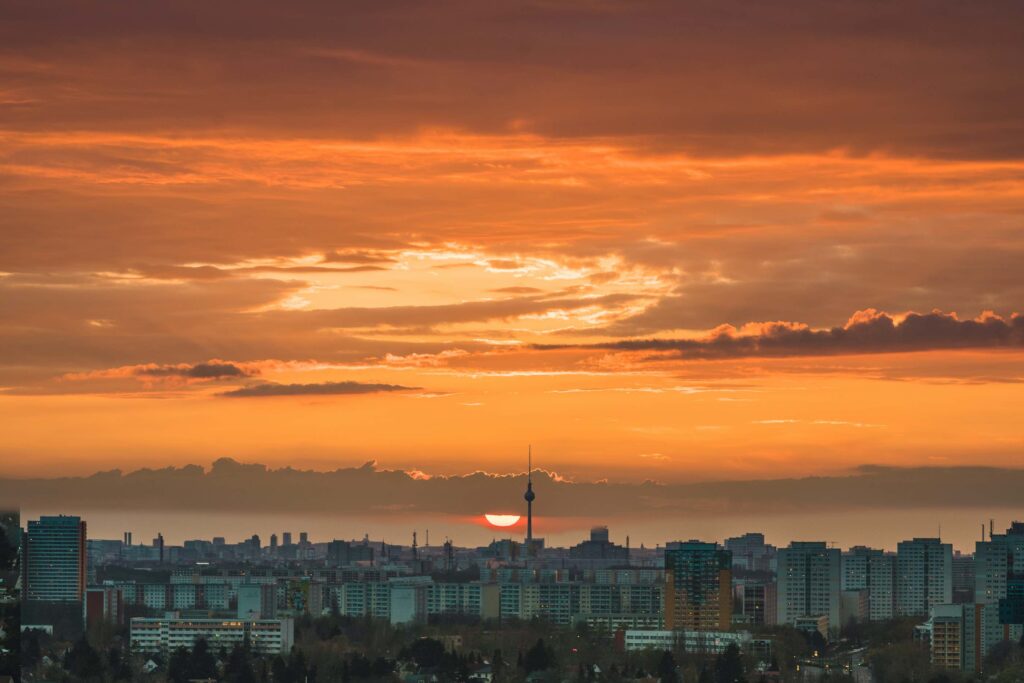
[896,538,952,617]
[724,533,777,573]
[842,546,895,621]
[664,541,732,632]
[237,583,277,620]
[130,617,294,655]
[623,629,751,654]
[776,542,840,634]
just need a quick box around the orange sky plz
[1,0,1023,484]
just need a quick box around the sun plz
[484,514,521,528]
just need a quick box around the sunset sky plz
[2,0,1023,488]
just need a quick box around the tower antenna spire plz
[524,445,536,551]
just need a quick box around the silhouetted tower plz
[412,530,418,560]
[524,446,535,546]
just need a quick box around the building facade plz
[24,515,87,603]
[664,541,732,632]
[776,542,841,634]
[896,538,952,617]
[841,546,895,621]
[130,617,294,655]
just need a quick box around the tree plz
[286,646,308,683]
[271,654,289,682]
[409,637,446,669]
[108,647,133,681]
[189,638,218,681]
[493,649,506,679]
[868,641,930,683]
[225,643,257,683]
[657,650,679,683]
[63,636,104,680]
[714,644,744,683]
[22,628,42,669]
[524,638,555,673]
[168,647,191,683]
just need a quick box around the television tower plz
[524,446,535,546]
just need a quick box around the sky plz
[1,0,1023,503]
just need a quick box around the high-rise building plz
[924,603,1005,673]
[569,527,629,561]
[282,532,292,546]
[85,586,124,627]
[842,546,895,621]
[326,540,375,567]
[664,541,732,631]
[740,581,777,626]
[896,538,952,617]
[269,534,278,550]
[24,515,87,603]
[154,533,165,564]
[975,522,1024,634]
[777,541,840,634]
[952,552,975,604]
[237,583,277,620]
[724,533,777,573]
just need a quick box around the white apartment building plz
[896,538,952,617]
[841,547,896,621]
[130,617,294,655]
[777,542,841,633]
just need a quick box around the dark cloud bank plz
[1,458,1021,518]
[542,310,1024,359]
[220,381,418,398]
[140,362,249,379]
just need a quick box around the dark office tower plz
[327,540,374,567]
[270,533,278,550]
[952,552,975,604]
[300,532,309,545]
[154,533,164,564]
[24,515,86,603]
[250,534,261,550]
[282,532,293,546]
[664,541,733,632]
[524,446,535,545]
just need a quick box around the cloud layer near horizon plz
[3,458,1023,520]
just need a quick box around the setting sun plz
[483,514,521,528]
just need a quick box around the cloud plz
[3,458,1023,519]
[218,380,419,398]
[3,1,1023,159]
[138,361,249,379]
[541,309,1024,359]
